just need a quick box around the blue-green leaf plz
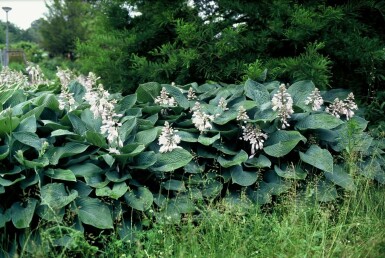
[300,145,334,173]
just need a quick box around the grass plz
[7,177,383,258]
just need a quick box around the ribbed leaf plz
[198,133,220,146]
[96,182,129,199]
[68,163,103,178]
[274,164,307,180]
[229,165,258,186]
[244,154,271,168]
[264,130,306,157]
[124,187,153,211]
[295,113,344,130]
[51,129,78,137]
[68,113,88,135]
[129,151,157,169]
[10,199,37,229]
[244,79,270,105]
[40,183,78,210]
[162,179,186,191]
[164,84,189,109]
[324,165,356,191]
[136,82,162,103]
[44,168,77,182]
[300,145,334,173]
[13,131,42,150]
[0,116,20,136]
[76,197,114,229]
[47,143,89,165]
[314,180,338,202]
[135,127,159,146]
[287,80,315,111]
[151,148,193,172]
[15,115,37,133]
[217,150,248,168]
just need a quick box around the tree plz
[76,0,385,98]
[39,0,91,56]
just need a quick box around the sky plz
[0,0,48,30]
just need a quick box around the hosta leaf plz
[14,153,49,169]
[201,180,223,198]
[151,148,193,172]
[246,187,272,205]
[136,82,162,103]
[178,131,198,142]
[85,131,107,148]
[184,161,205,174]
[0,207,11,227]
[244,79,270,105]
[213,110,238,125]
[118,117,137,142]
[166,197,196,213]
[314,180,338,202]
[244,154,271,168]
[40,183,78,210]
[10,198,38,229]
[96,182,129,199]
[105,170,132,182]
[32,93,59,111]
[124,187,153,211]
[68,113,88,135]
[51,129,78,137]
[36,205,65,222]
[163,84,189,109]
[300,145,334,173]
[13,131,42,150]
[263,171,292,195]
[0,175,26,187]
[217,150,248,168]
[116,94,137,111]
[15,115,37,133]
[0,116,20,136]
[46,143,89,165]
[295,113,344,130]
[198,133,220,146]
[81,108,102,132]
[76,197,114,229]
[68,163,103,178]
[264,130,306,157]
[274,164,307,180]
[287,80,315,111]
[162,180,186,191]
[129,151,157,169]
[229,165,258,186]
[0,145,9,160]
[44,168,77,182]
[135,127,160,146]
[324,165,356,191]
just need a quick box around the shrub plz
[0,66,384,254]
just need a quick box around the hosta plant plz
[0,66,384,254]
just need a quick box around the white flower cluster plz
[187,87,197,100]
[155,87,177,107]
[26,62,51,87]
[272,84,294,129]
[218,97,229,111]
[236,105,249,122]
[191,102,215,133]
[0,67,29,90]
[56,68,77,111]
[241,123,268,158]
[304,88,324,111]
[81,72,123,153]
[158,121,182,153]
[325,93,358,120]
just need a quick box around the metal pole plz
[2,7,12,67]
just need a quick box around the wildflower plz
[240,123,268,158]
[108,147,121,155]
[326,92,358,120]
[218,97,229,111]
[155,87,177,107]
[57,67,77,111]
[191,102,215,133]
[236,105,249,122]
[272,84,294,129]
[0,67,29,90]
[158,121,182,153]
[187,87,197,100]
[304,88,324,111]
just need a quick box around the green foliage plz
[0,66,384,255]
[76,0,385,96]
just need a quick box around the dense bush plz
[0,65,384,254]
[76,0,385,98]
